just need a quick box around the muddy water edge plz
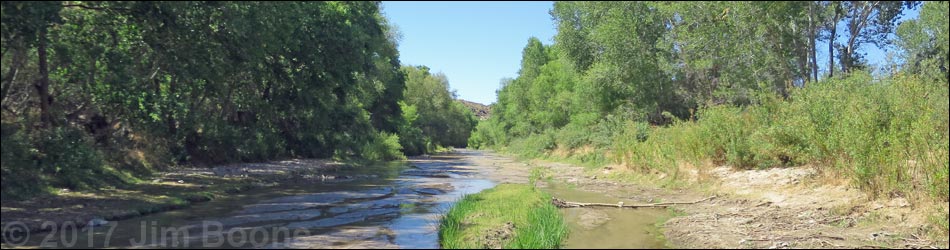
[11,153,495,249]
[540,182,671,249]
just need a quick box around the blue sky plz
[382,1,557,105]
[382,2,920,105]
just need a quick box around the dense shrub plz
[1,124,138,200]
[607,72,949,200]
[401,66,478,154]
[361,132,405,161]
[1,124,47,200]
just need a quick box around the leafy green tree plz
[482,1,922,151]
[1,1,419,198]
[401,66,477,152]
[896,1,949,83]
[1,1,63,126]
[835,1,920,74]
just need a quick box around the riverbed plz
[13,150,669,249]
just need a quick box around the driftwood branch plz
[62,4,131,12]
[742,234,845,242]
[552,196,717,208]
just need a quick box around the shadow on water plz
[16,152,496,249]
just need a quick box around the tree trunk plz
[34,29,53,127]
[809,2,819,83]
[797,39,810,87]
[843,17,856,74]
[843,2,876,74]
[828,3,841,79]
[776,39,792,98]
[1,47,25,102]
[165,76,178,135]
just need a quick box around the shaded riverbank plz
[2,151,500,248]
[1,159,364,239]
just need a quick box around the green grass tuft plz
[439,184,567,249]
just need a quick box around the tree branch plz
[62,4,130,12]
[552,196,717,208]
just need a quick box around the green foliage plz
[609,72,949,200]
[468,118,511,149]
[0,124,140,200]
[401,66,477,154]
[507,131,557,158]
[1,2,481,200]
[32,126,108,190]
[482,1,823,153]
[506,203,568,249]
[0,1,63,44]
[528,167,543,187]
[896,1,949,83]
[478,1,946,203]
[397,101,428,156]
[1,124,48,200]
[935,213,950,235]
[439,184,567,249]
[781,72,948,198]
[360,132,405,161]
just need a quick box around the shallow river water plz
[17,150,668,249]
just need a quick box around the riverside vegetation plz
[3,1,949,248]
[469,1,949,233]
[438,183,568,249]
[1,2,476,201]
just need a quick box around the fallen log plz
[552,196,716,208]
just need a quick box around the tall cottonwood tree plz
[895,1,949,83]
[827,1,919,74]
[477,1,924,149]
[2,1,476,198]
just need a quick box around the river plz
[16,150,667,249]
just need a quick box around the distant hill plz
[458,99,491,120]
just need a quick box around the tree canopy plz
[1,1,474,199]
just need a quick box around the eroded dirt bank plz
[466,149,949,249]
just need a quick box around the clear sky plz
[382,2,920,105]
[381,1,557,105]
